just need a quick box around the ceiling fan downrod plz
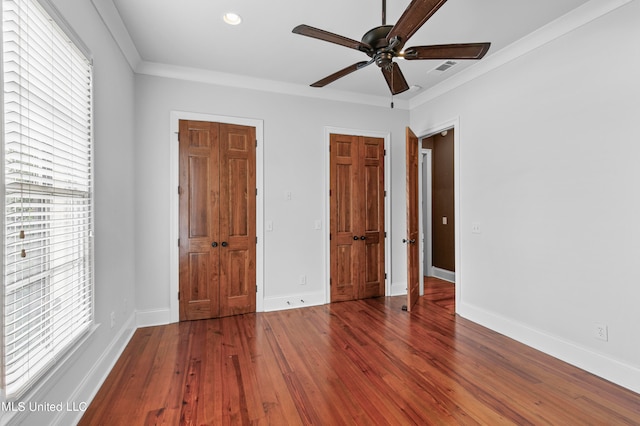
[382,0,386,25]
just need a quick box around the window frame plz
[0,0,95,400]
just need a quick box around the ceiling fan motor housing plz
[361,25,394,51]
[362,25,400,70]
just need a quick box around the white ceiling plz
[105,0,591,101]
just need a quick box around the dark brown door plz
[406,127,420,311]
[330,133,385,302]
[179,120,256,321]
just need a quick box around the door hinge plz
[385,273,387,279]
[384,149,386,156]
[178,186,182,195]
[256,237,258,244]
[177,238,180,247]
[329,233,332,240]
[384,232,387,238]
[256,140,258,147]
[329,190,332,196]
[178,291,180,300]
[256,188,258,196]
[384,190,387,197]
[329,278,332,286]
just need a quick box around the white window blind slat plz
[2,0,93,398]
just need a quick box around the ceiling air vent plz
[434,60,457,72]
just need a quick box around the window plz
[1,0,93,397]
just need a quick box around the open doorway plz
[420,129,455,285]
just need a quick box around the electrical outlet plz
[593,323,608,341]
[471,222,481,234]
[299,274,307,285]
[110,311,116,329]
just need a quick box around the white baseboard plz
[262,291,325,312]
[458,301,640,395]
[136,308,172,327]
[54,313,136,426]
[432,267,455,283]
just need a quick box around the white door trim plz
[169,111,265,323]
[415,117,461,309]
[323,127,391,303]
[420,148,433,294]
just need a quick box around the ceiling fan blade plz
[402,42,491,60]
[386,0,448,47]
[381,63,410,95]
[293,25,372,53]
[311,61,371,88]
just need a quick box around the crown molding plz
[135,61,410,110]
[409,0,634,109]
[90,0,141,70]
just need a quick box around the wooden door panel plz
[332,243,358,302]
[188,156,212,238]
[335,164,355,233]
[361,240,383,298]
[219,123,256,316]
[406,128,420,311]
[185,252,218,319]
[331,133,384,302]
[361,137,385,299]
[219,248,254,316]
[225,158,249,237]
[330,134,360,302]
[179,120,220,321]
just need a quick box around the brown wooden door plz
[218,123,256,317]
[406,127,420,311]
[179,120,256,321]
[330,133,385,302]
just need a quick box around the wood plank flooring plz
[80,278,640,425]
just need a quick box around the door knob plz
[211,242,218,248]
[353,236,359,241]
[403,238,416,244]
[221,241,228,247]
[360,236,366,240]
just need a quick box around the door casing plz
[414,118,461,309]
[170,111,264,323]
[324,127,391,303]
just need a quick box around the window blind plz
[2,0,93,397]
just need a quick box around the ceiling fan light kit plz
[292,0,491,95]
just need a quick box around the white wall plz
[1,1,138,425]
[410,1,640,392]
[133,75,409,322]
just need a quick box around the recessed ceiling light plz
[223,12,242,25]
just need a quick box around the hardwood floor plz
[80,278,640,425]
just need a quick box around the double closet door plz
[178,120,256,321]
[330,133,385,302]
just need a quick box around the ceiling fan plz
[292,0,491,95]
